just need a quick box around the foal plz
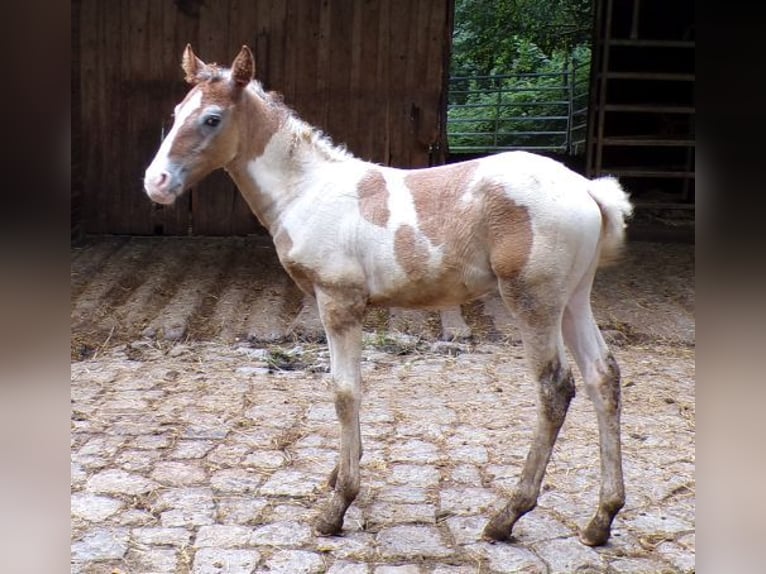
[144,45,633,546]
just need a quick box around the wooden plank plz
[346,1,364,155]
[376,0,391,164]
[326,0,355,150]
[316,0,333,131]
[293,0,322,128]
[192,0,236,235]
[101,0,122,233]
[153,0,195,235]
[268,0,288,94]
[388,0,410,167]
[357,0,383,162]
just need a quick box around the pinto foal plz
[144,45,633,546]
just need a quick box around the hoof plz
[314,515,343,537]
[579,522,611,547]
[482,518,512,542]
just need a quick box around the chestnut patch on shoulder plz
[357,169,390,228]
[484,183,533,279]
[394,224,430,279]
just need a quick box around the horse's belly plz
[367,264,497,309]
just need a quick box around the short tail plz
[587,176,633,266]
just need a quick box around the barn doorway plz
[445,0,594,171]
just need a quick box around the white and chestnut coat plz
[145,45,633,546]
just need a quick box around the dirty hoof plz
[579,521,611,547]
[314,514,343,537]
[481,518,512,542]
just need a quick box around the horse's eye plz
[204,115,221,127]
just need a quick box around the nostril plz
[156,172,168,187]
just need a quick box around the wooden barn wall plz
[76,0,454,236]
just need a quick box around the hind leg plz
[563,288,625,546]
[483,283,575,541]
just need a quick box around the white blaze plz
[144,90,203,188]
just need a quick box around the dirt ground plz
[71,236,694,573]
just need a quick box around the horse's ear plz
[182,44,206,84]
[231,45,255,88]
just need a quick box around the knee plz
[538,360,575,423]
[334,389,360,424]
[585,353,621,411]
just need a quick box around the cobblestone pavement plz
[71,336,694,573]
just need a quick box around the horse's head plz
[144,44,255,205]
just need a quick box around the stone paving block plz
[130,433,173,450]
[210,468,264,494]
[389,439,441,464]
[169,439,216,459]
[125,547,177,573]
[395,421,449,441]
[608,556,673,573]
[374,566,423,574]
[243,449,288,469]
[131,526,192,546]
[378,486,430,504]
[622,508,694,535]
[71,527,130,561]
[75,436,127,467]
[217,496,269,524]
[430,565,480,573]
[389,464,441,487]
[260,469,324,497]
[511,510,573,543]
[116,448,162,472]
[157,487,216,527]
[195,524,254,547]
[87,468,158,495]
[192,548,262,574]
[116,509,156,527]
[366,502,437,526]
[656,538,696,574]
[151,461,208,486]
[71,462,87,488]
[464,542,546,574]
[361,406,396,424]
[71,493,123,522]
[531,537,606,574]
[307,402,337,421]
[447,464,481,484]
[250,520,313,546]
[326,561,371,574]
[267,503,316,522]
[263,549,326,573]
[444,515,487,545]
[315,531,377,561]
[208,443,250,466]
[439,488,497,515]
[446,444,488,464]
[245,403,302,428]
[293,447,338,472]
[377,525,452,559]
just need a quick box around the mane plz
[196,63,353,163]
[247,80,354,163]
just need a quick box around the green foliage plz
[448,0,593,153]
[451,0,593,77]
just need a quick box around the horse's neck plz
[227,98,345,233]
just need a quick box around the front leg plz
[313,287,366,536]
